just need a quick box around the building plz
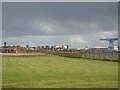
[54,45,69,50]
[2,42,16,53]
[113,46,119,51]
[15,45,27,53]
[2,46,16,53]
[1,42,27,53]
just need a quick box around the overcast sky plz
[2,0,120,2]
[0,1,2,46]
[2,2,118,48]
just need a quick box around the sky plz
[1,0,120,2]
[0,1,1,46]
[2,2,118,48]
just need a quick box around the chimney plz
[4,42,7,47]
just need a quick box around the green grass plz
[2,55,118,88]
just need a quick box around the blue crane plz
[100,37,118,50]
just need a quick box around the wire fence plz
[54,50,119,61]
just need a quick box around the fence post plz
[111,51,113,60]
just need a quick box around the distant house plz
[1,42,27,53]
[1,42,16,53]
[2,46,16,53]
[15,45,27,53]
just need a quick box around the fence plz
[54,50,119,61]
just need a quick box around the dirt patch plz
[1,53,44,56]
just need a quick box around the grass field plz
[2,55,118,88]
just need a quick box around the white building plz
[113,46,118,51]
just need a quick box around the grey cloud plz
[0,1,2,44]
[2,2,118,38]
[2,0,120,2]
[2,2,118,48]
[3,18,118,38]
